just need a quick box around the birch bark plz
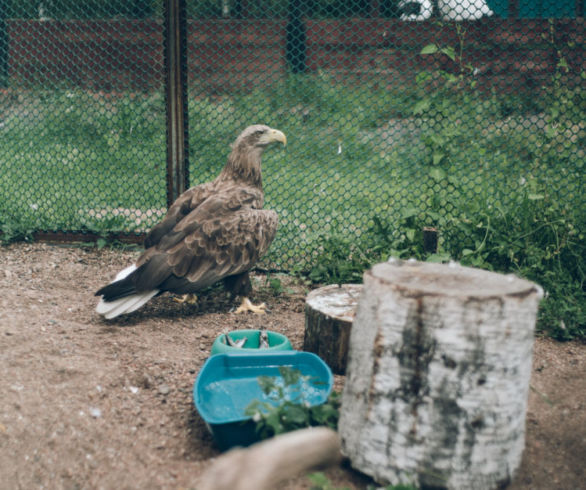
[339,260,543,489]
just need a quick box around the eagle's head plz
[225,125,287,187]
[233,124,287,150]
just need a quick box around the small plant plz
[245,366,340,440]
[0,210,35,244]
[262,273,284,296]
[307,471,349,490]
[307,210,452,286]
[308,234,372,285]
[418,23,477,90]
[370,209,428,261]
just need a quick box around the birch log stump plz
[339,260,543,490]
[304,284,363,374]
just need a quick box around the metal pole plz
[164,0,189,206]
[0,0,8,87]
[286,0,307,74]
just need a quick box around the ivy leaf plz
[279,366,302,386]
[412,98,431,115]
[432,152,445,167]
[401,207,418,220]
[282,404,309,425]
[443,72,459,84]
[311,403,339,428]
[257,375,276,395]
[420,44,439,55]
[440,46,457,61]
[425,253,452,263]
[430,167,446,181]
[96,237,107,250]
[264,411,284,436]
[415,71,432,85]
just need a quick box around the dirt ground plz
[0,243,584,490]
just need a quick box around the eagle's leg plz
[224,272,267,315]
[235,297,268,315]
[173,293,198,305]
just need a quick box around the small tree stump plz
[304,284,363,374]
[339,260,543,490]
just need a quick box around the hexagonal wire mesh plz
[0,1,584,274]
[0,0,168,243]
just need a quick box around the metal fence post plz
[286,0,307,73]
[164,0,189,206]
[0,0,7,87]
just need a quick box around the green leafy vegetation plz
[299,42,584,342]
[244,367,340,440]
[0,207,35,244]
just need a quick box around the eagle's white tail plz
[95,264,159,319]
[96,290,159,319]
[113,264,138,282]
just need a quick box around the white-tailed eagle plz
[95,125,286,319]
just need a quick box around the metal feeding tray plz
[193,351,333,450]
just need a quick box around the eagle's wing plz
[133,186,278,293]
[143,182,216,249]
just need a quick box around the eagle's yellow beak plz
[265,128,287,147]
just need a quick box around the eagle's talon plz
[234,297,268,315]
[173,293,198,305]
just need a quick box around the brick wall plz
[5,18,584,92]
[187,20,287,92]
[7,20,163,91]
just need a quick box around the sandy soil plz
[0,243,584,489]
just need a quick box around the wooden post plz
[423,226,438,254]
[339,260,543,489]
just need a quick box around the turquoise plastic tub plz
[193,351,333,450]
[210,329,293,355]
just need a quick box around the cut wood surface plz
[196,427,342,490]
[339,260,543,489]
[304,284,363,374]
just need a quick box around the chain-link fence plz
[0,1,584,285]
[0,1,167,248]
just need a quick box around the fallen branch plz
[197,427,342,490]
